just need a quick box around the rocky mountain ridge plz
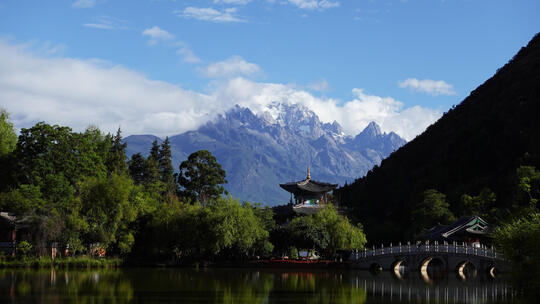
[125,103,406,205]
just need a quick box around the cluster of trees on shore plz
[0,108,366,262]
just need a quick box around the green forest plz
[336,32,540,299]
[0,108,366,264]
[337,33,540,241]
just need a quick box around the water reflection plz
[363,270,515,304]
[0,268,517,303]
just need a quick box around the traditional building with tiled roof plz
[279,167,337,214]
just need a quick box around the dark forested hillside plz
[337,33,540,242]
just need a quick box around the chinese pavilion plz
[418,216,492,244]
[279,168,338,214]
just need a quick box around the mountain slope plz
[337,33,540,242]
[124,103,406,205]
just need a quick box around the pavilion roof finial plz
[307,165,311,180]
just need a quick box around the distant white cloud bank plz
[177,7,245,23]
[83,15,128,30]
[72,0,96,9]
[199,56,262,78]
[142,26,174,44]
[398,78,456,96]
[287,0,340,10]
[141,26,202,63]
[214,0,252,5]
[0,41,441,141]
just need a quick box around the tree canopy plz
[410,189,456,236]
[493,213,540,301]
[282,205,366,259]
[0,113,369,264]
[178,150,227,203]
[0,122,147,256]
[0,108,17,157]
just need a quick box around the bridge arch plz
[456,260,478,280]
[419,256,446,284]
[392,259,409,280]
[488,265,497,278]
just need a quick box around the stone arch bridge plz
[349,242,507,280]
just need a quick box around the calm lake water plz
[0,267,519,303]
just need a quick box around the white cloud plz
[141,26,202,63]
[214,0,251,4]
[0,41,440,141]
[72,0,96,8]
[84,15,128,30]
[398,78,456,96]
[199,56,261,78]
[307,78,330,92]
[177,47,202,63]
[214,78,441,140]
[287,0,340,10]
[142,26,174,45]
[0,41,213,137]
[177,7,245,23]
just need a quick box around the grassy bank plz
[0,256,123,269]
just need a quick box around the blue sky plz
[0,0,539,140]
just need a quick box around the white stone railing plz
[351,241,502,261]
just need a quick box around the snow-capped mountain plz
[124,103,406,205]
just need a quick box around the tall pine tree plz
[107,128,128,175]
[158,137,177,194]
[128,153,147,185]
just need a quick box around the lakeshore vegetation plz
[0,105,539,298]
[0,108,366,264]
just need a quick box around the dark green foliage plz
[136,197,272,262]
[107,128,128,175]
[460,188,498,221]
[0,256,123,268]
[493,213,540,302]
[0,122,149,257]
[0,111,369,264]
[149,140,160,162]
[128,153,147,185]
[252,205,276,232]
[79,174,140,254]
[274,205,366,259]
[288,247,299,259]
[0,118,279,262]
[514,165,540,212]
[178,150,227,204]
[158,137,177,194]
[14,123,108,187]
[128,142,174,198]
[410,189,455,236]
[337,33,540,242]
[16,240,32,257]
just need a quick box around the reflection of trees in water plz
[122,268,367,303]
[271,271,367,304]
[3,268,516,303]
[0,269,133,304]
[125,268,274,303]
[154,269,367,304]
